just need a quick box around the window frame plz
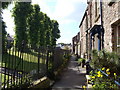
[94,0,100,22]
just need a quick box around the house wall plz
[102,2,120,52]
[80,16,87,58]
[79,1,120,59]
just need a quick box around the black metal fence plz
[1,45,70,89]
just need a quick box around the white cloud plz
[2,4,15,35]
[2,0,87,43]
[32,0,87,43]
[53,0,74,18]
[32,0,56,18]
[32,0,87,21]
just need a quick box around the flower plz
[114,73,117,79]
[97,71,101,74]
[92,85,96,88]
[106,72,110,75]
[97,74,103,77]
[106,68,110,72]
[82,85,86,88]
[102,67,105,70]
[114,73,116,76]
[101,74,103,77]
[97,74,101,77]
[92,76,95,79]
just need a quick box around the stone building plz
[73,0,120,59]
[72,32,80,56]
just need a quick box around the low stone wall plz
[28,76,53,89]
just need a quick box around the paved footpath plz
[52,55,87,90]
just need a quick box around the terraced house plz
[73,0,120,59]
[72,32,80,56]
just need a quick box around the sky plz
[2,0,87,44]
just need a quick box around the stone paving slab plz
[52,55,87,89]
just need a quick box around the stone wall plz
[79,1,120,58]
[80,15,87,58]
[102,2,119,52]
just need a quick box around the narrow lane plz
[52,55,87,89]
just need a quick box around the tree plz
[2,2,10,9]
[51,20,60,46]
[44,14,52,46]
[27,4,41,48]
[1,2,11,54]
[12,2,60,49]
[37,12,46,46]
[12,2,32,49]
[2,21,7,53]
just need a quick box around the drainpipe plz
[100,0,104,49]
[90,33,92,60]
[0,2,2,65]
[100,0,103,26]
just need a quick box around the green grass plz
[1,48,69,88]
[1,50,47,72]
[1,49,48,86]
[1,73,11,84]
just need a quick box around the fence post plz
[38,47,40,78]
[46,47,49,76]
[51,47,53,72]
[0,2,2,89]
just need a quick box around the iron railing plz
[1,44,70,89]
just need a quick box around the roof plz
[79,4,89,28]
[79,11,87,28]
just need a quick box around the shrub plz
[77,58,85,67]
[90,49,120,75]
[90,68,119,89]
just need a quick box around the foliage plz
[78,58,85,63]
[2,2,10,9]
[77,58,85,66]
[44,14,52,46]
[90,68,119,89]
[90,49,120,75]
[38,12,46,46]
[1,2,12,54]
[2,21,7,53]
[27,4,41,48]
[12,3,60,48]
[88,50,120,89]
[51,20,60,46]
[12,2,32,48]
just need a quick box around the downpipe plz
[100,0,104,49]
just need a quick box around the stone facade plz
[72,32,80,56]
[73,0,120,59]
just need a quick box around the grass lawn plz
[1,49,48,85]
[1,47,59,88]
[1,49,47,72]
